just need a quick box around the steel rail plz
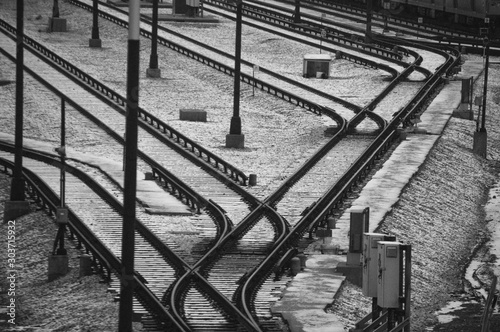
[0,17,250,186]
[0,18,296,330]
[226,0,404,59]
[70,0,351,121]
[0,151,190,332]
[203,0,432,79]
[202,0,399,76]
[306,0,478,38]
[236,40,460,327]
[0,32,235,238]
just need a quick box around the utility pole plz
[48,99,69,282]
[365,0,372,43]
[473,25,489,158]
[226,0,245,149]
[54,99,68,256]
[4,0,30,223]
[89,0,102,47]
[119,0,140,330]
[147,0,161,78]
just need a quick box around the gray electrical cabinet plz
[362,233,387,297]
[303,54,331,79]
[377,241,403,308]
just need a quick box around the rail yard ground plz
[1,0,500,331]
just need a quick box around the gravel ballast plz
[1,0,500,331]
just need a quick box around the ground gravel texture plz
[0,190,144,331]
[329,67,500,331]
[1,0,500,331]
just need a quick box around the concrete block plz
[452,107,474,120]
[48,17,67,32]
[413,127,427,135]
[48,254,69,281]
[146,68,161,78]
[473,131,487,158]
[249,173,257,186]
[336,262,362,287]
[89,38,102,48]
[225,134,245,149]
[179,109,206,122]
[3,201,30,223]
[346,252,362,266]
[79,254,93,277]
[290,257,301,276]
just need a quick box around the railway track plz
[0,2,462,330]
[284,0,500,54]
[0,146,189,330]
[0,18,258,227]
[72,0,386,121]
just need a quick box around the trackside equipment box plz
[303,54,331,79]
[362,233,387,297]
[377,241,403,308]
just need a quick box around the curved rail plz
[236,38,460,328]
[69,0,350,123]
[0,148,189,331]
[0,17,249,186]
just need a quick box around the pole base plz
[146,68,161,78]
[79,254,93,277]
[48,17,67,32]
[225,134,245,149]
[336,262,362,287]
[89,38,102,48]
[3,201,30,223]
[473,130,487,158]
[48,254,69,281]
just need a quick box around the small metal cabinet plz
[303,54,331,79]
[362,233,387,298]
[377,241,403,308]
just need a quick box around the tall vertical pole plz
[365,0,372,42]
[11,0,25,202]
[226,0,244,148]
[55,99,67,256]
[230,0,242,136]
[60,99,65,207]
[89,0,102,47]
[119,0,140,330]
[150,0,158,69]
[293,0,301,23]
[480,40,489,132]
[91,0,99,40]
[147,0,161,77]
[403,245,411,332]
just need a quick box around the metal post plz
[91,0,99,40]
[230,0,242,136]
[89,0,102,47]
[252,67,255,97]
[60,99,65,207]
[372,297,380,322]
[293,0,301,23]
[480,40,489,132]
[55,99,67,256]
[365,0,372,42]
[146,0,161,77]
[225,0,245,148]
[10,0,25,203]
[119,0,140,330]
[404,245,411,331]
[52,0,60,18]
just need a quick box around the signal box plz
[377,241,403,308]
[362,233,395,298]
